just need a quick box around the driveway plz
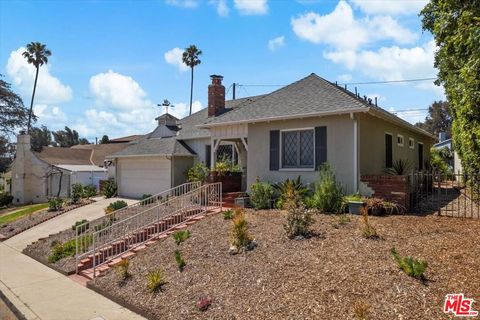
[0,197,146,320]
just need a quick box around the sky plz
[0,0,444,142]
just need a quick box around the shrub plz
[230,208,252,248]
[94,220,112,232]
[104,200,128,214]
[308,163,344,213]
[249,179,274,209]
[172,230,190,245]
[0,193,13,207]
[103,180,117,198]
[354,300,370,320]
[273,176,310,209]
[284,204,314,239]
[187,162,210,182]
[48,235,91,263]
[115,258,131,280]
[390,248,428,279]
[72,219,89,232]
[146,268,166,292]
[384,159,412,175]
[174,250,186,272]
[360,206,379,239]
[71,183,83,204]
[214,160,230,176]
[196,296,212,312]
[82,184,97,198]
[140,194,154,205]
[223,210,234,220]
[48,197,63,211]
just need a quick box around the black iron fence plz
[409,172,480,219]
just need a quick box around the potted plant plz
[230,164,243,177]
[344,194,365,214]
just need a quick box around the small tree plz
[309,163,344,213]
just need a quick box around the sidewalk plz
[0,197,145,320]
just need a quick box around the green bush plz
[140,194,154,205]
[249,180,274,209]
[72,219,89,232]
[307,163,344,213]
[104,200,128,214]
[71,183,83,204]
[230,209,252,248]
[48,235,92,263]
[390,248,428,279]
[284,204,314,239]
[115,258,131,280]
[223,210,234,220]
[172,230,190,245]
[103,180,117,198]
[187,162,210,183]
[273,176,310,209]
[430,147,453,175]
[48,197,63,211]
[82,184,97,198]
[0,193,13,207]
[146,268,166,292]
[174,250,186,271]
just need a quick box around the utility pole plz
[232,83,236,100]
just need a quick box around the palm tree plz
[22,42,51,134]
[182,45,202,116]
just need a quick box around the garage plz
[117,157,171,198]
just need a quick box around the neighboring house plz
[111,73,435,198]
[433,133,463,174]
[9,136,130,204]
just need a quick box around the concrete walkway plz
[0,197,146,320]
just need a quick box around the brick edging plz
[0,200,95,241]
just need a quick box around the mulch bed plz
[90,210,480,319]
[0,199,94,241]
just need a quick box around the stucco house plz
[111,73,435,198]
[9,136,131,204]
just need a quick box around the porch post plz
[210,138,215,170]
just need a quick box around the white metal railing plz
[76,183,221,277]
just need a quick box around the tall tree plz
[182,45,202,116]
[100,135,110,144]
[30,126,54,152]
[52,126,89,147]
[0,136,14,173]
[415,101,452,139]
[22,42,51,134]
[421,1,480,176]
[0,75,31,135]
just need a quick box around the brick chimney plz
[208,75,225,117]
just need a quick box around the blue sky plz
[0,0,443,141]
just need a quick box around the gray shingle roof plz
[110,137,195,157]
[202,73,369,126]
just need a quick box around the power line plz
[237,77,437,87]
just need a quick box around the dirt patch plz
[0,199,94,240]
[90,210,480,319]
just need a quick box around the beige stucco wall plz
[247,115,356,194]
[172,156,194,186]
[182,138,210,164]
[358,113,434,175]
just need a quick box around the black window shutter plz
[205,145,211,168]
[315,126,327,170]
[270,130,280,171]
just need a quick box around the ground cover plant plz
[104,200,128,214]
[0,203,49,225]
[172,230,190,245]
[48,235,91,263]
[390,248,428,279]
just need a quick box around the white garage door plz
[118,157,171,198]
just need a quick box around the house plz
[9,136,130,204]
[111,73,435,198]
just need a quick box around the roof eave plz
[110,153,196,158]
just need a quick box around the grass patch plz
[0,203,49,225]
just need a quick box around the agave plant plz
[273,176,310,209]
[384,159,412,175]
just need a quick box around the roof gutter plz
[109,153,196,159]
[198,108,369,128]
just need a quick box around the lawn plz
[0,203,49,225]
[91,210,480,320]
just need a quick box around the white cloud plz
[6,47,72,105]
[165,0,198,8]
[169,101,203,119]
[33,104,68,129]
[350,0,429,15]
[209,0,229,16]
[164,48,189,72]
[338,74,352,82]
[291,1,416,50]
[268,36,285,51]
[234,0,268,15]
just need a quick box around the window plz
[281,129,314,168]
[409,138,414,149]
[385,133,393,168]
[397,134,404,147]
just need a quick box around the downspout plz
[351,113,359,192]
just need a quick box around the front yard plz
[91,210,480,319]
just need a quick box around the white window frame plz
[279,127,315,171]
[409,138,415,149]
[397,134,404,147]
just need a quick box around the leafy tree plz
[52,126,89,147]
[100,135,109,144]
[0,136,14,172]
[415,101,452,139]
[30,126,54,152]
[0,76,31,135]
[22,42,51,134]
[421,1,480,176]
[182,45,202,116]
